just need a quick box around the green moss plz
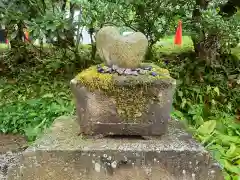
[113,86,151,122]
[142,63,170,76]
[76,64,113,91]
[76,63,173,122]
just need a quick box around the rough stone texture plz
[7,116,224,180]
[96,26,148,68]
[0,134,28,180]
[0,151,22,180]
[70,74,176,136]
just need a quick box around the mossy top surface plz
[76,63,174,91]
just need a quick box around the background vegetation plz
[0,0,240,179]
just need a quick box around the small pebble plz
[124,68,132,75]
[144,66,152,71]
[97,64,158,77]
[97,68,104,73]
[111,161,118,168]
[116,68,125,75]
[105,67,112,73]
[150,72,157,76]
[138,69,147,75]
[112,65,118,70]
[131,71,138,76]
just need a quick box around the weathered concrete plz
[6,116,224,180]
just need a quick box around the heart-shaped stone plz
[96,26,148,69]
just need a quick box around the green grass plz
[158,36,240,59]
[160,35,193,46]
[156,36,193,54]
[0,43,8,52]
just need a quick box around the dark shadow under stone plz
[104,134,147,140]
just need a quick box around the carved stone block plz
[70,63,176,136]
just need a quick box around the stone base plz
[6,116,224,180]
[70,71,175,137]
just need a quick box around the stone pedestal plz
[6,116,224,180]
[71,63,176,136]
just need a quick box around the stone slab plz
[6,116,224,180]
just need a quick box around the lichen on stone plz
[76,64,113,91]
[96,26,148,69]
[76,63,173,122]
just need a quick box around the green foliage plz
[163,51,240,115]
[0,44,99,142]
[102,0,194,46]
[0,96,74,142]
[73,0,121,30]
[26,10,69,41]
[0,48,80,141]
[1,0,239,62]
[0,0,46,40]
[195,113,240,178]
[0,69,75,141]
[201,8,240,52]
[162,40,240,179]
[188,0,240,60]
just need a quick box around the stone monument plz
[70,26,176,137]
[3,26,224,180]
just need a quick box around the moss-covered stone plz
[76,63,174,122]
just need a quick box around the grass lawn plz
[0,43,8,48]
[0,43,8,52]
[157,35,193,54]
[159,36,240,59]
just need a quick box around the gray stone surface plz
[96,26,148,68]
[6,116,224,180]
[70,72,176,136]
[0,134,28,180]
[0,151,22,180]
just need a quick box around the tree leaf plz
[197,120,216,135]
[216,133,240,145]
[224,160,240,174]
[226,144,237,157]
[178,90,183,97]
[214,87,220,96]
[42,93,54,98]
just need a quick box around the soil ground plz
[0,134,28,154]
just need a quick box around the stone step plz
[6,116,224,180]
